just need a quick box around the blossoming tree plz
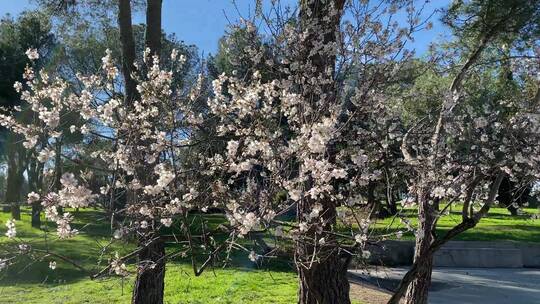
[0,1,448,304]
[204,1,430,303]
[388,1,540,303]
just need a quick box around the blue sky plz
[0,0,451,56]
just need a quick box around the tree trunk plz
[294,2,348,303]
[145,0,162,56]
[366,182,381,218]
[31,203,41,228]
[387,192,398,216]
[297,253,350,304]
[404,190,436,304]
[387,190,436,304]
[131,237,166,304]
[118,0,138,106]
[403,256,433,304]
[5,134,24,218]
[497,176,520,215]
[53,140,63,215]
[118,1,167,303]
[28,158,43,228]
[296,197,351,304]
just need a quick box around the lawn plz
[1,204,538,303]
[0,209,302,304]
[1,263,298,304]
[373,206,540,243]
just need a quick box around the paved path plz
[350,267,540,304]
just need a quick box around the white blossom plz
[27,192,40,204]
[25,48,39,60]
[248,251,258,262]
[5,219,16,239]
[160,218,173,227]
[355,234,367,244]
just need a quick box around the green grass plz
[0,209,301,304]
[2,203,536,303]
[373,206,540,242]
[1,264,298,304]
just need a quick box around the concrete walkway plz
[350,267,540,304]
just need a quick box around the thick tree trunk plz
[295,198,351,304]
[118,1,167,303]
[297,253,350,304]
[404,191,436,304]
[131,237,166,304]
[387,191,436,304]
[294,2,348,303]
[403,256,433,304]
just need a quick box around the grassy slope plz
[373,206,540,242]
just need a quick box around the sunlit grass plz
[2,203,534,303]
[0,209,300,304]
[372,206,540,242]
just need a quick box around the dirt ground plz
[350,281,392,304]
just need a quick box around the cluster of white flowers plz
[144,164,175,195]
[25,48,39,60]
[55,213,78,239]
[248,250,258,262]
[354,233,368,244]
[101,49,118,79]
[234,212,260,236]
[27,192,40,204]
[58,173,95,208]
[18,244,30,252]
[111,253,128,276]
[431,186,446,199]
[5,219,16,239]
[160,218,173,227]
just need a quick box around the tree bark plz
[131,236,166,304]
[28,157,43,228]
[53,140,64,215]
[5,165,22,218]
[118,0,138,106]
[118,1,166,303]
[386,188,435,304]
[295,1,348,303]
[145,0,162,56]
[297,252,350,304]
[387,192,398,216]
[5,134,25,219]
[403,190,436,304]
[296,197,351,304]
[388,174,505,304]
[404,257,433,304]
